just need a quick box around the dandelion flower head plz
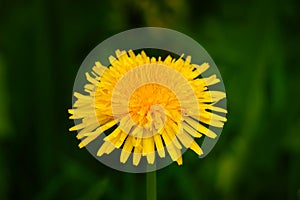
[69,49,227,167]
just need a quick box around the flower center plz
[129,83,180,130]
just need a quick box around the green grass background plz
[0,0,300,199]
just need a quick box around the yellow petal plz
[103,127,122,142]
[199,117,225,128]
[202,105,227,114]
[161,129,181,161]
[97,136,120,156]
[203,74,220,86]
[197,123,217,138]
[165,141,181,162]
[184,117,217,138]
[84,84,95,92]
[189,140,203,155]
[182,120,202,138]
[177,128,195,148]
[85,72,98,86]
[164,121,182,149]
[133,145,142,166]
[78,127,103,148]
[120,136,133,163]
[176,156,183,165]
[92,61,106,76]
[100,119,118,132]
[200,110,227,122]
[142,137,155,164]
[69,123,86,131]
[193,62,209,75]
[114,131,128,148]
[154,134,165,158]
[74,92,92,101]
[76,124,99,139]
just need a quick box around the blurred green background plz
[1,0,300,199]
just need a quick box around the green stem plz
[146,171,157,200]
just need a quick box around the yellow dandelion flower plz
[69,49,227,166]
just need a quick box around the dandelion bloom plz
[69,50,227,166]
